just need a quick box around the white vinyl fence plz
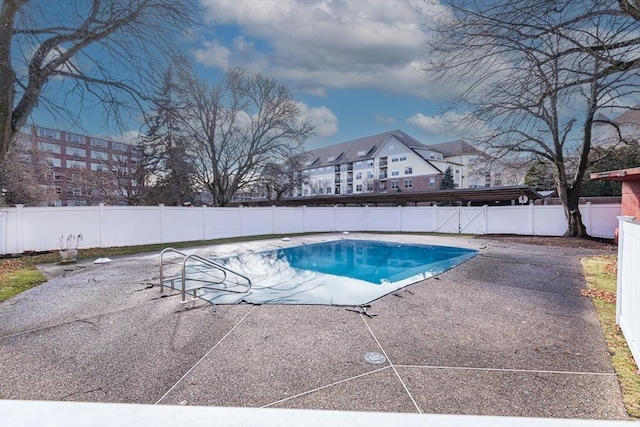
[0,203,620,254]
[617,217,640,370]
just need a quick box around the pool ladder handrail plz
[159,248,252,303]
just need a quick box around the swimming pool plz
[191,239,477,306]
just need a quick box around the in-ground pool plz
[189,239,477,306]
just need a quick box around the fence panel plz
[401,207,436,232]
[302,207,335,232]
[101,206,161,247]
[273,207,305,234]
[585,204,621,238]
[435,207,460,233]
[0,203,622,254]
[204,208,241,239]
[618,219,640,370]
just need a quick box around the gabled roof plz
[604,106,640,126]
[303,130,428,169]
[424,139,484,157]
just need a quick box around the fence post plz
[158,204,164,244]
[272,205,276,234]
[98,203,105,248]
[585,202,592,235]
[302,205,307,233]
[15,204,24,253]
[333,205,338,232]
[616,216,635,324]
[529,202,535,235]
[433,205,438,232]
[483,205,488,234]
[202,205,207,240]
[398,205,402,232]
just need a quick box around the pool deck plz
[0,233,631,423]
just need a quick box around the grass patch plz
[581,255,640,418]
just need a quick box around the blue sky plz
[31,0,471,148]
[190,0,459,149]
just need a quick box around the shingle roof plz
[303,130,428,169]
[611,107,640,125]
[424,139,483,157]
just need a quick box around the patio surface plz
[0,233,631,421]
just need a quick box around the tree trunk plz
[563,187,588,237]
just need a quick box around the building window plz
[46,157,62,167]
[66,147,87,157]
[366,171,373,179]
[112,142,127,151]
[91,150,108,160]
[404,179,413,189]
[391,170,399,176]
[357,150,368,156]
[356,172,362,180]
[91,163,106,172]
[67,187,83,196]
[326,187,331,194]
[399,155,407,161]
[367,160,374,166]
[391,180,399,190]
[53,172,62,181]
[66,160,86,169]
[67,133,83,143]
[38,142,61,154]
[404,167,413,175]
[391,157,399,163]
[21,125,32,134]
[54,186,62,195]
[90,138,108,148]
[429,177,436,188]
[494,173,502,187]
[38,127,59,139]
[356,184,363,192]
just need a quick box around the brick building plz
[16,124,142,206]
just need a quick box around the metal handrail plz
[159,247,252,303]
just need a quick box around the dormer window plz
[357,150,367,156]
[327,156,335,161]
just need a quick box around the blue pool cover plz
[190,239,477,306]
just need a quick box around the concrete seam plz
[396,364,618,376]
[154,305,258,405]
[260,366,391,409]
[360,315,423,414]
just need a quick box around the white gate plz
[435,206,487,234]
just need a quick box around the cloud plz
[296,102,339,138]
[375,113,396,124]
[195,0,448,98]
[406,111,492,140]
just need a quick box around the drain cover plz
[364,352,386,364]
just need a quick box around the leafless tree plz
[0,133,54,206]
[182,68,314,206]
[0,0,196,162]
[259,154,309,201]
[425,0,640,237]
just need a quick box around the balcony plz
[334,178,341,184]
[379,174,388,180]
[346,178,353,183]
[335,166,341,173]
[379,160,388,167]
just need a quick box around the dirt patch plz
[481,234,616,251]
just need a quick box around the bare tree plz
[0,134,54,206]
[0,0,196,162]
[182,68,314,206]
[259,154,309,202]
[425,0,640,237]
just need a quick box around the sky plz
[190,0,456,149]
[27,0,468,149]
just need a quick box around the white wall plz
[0,203,621,254]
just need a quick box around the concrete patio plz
[0,233,631,422]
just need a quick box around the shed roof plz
[590,167,640,182]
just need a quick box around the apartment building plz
[16,124,142,206]
[298,130,501,197]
